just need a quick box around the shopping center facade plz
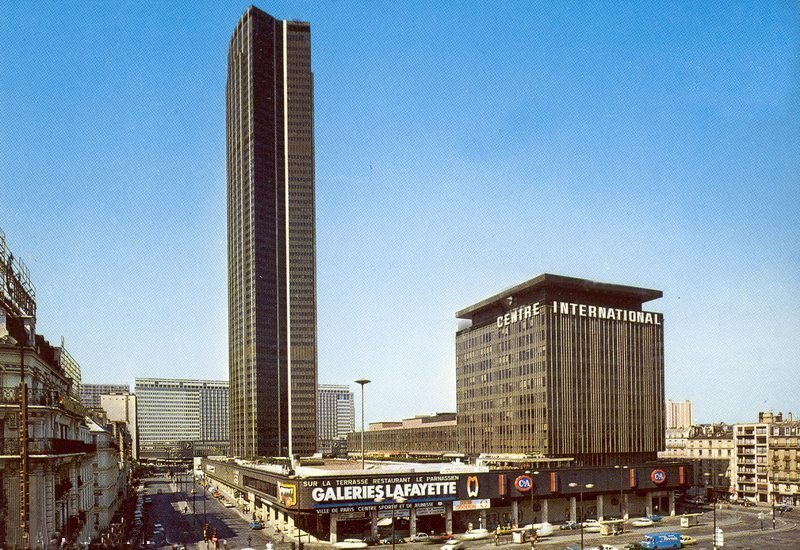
[201,457,690,542]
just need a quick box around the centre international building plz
[455,273,665,466]
[355,273,665,467]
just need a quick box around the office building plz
[733,411,800,506]
[456,273,665,465]
[227,5,318,458]
[80,383,130,409]
[135,378,229,460]
[666,399,693,429]
[317,384,355,454]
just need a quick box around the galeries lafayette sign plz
[310,478,458,503]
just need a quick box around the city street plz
[138,482,800,550]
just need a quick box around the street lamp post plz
[614,466,629,520]
[569,482,594,550]
[704,472,724,550]
[375,496,407,550]
[354,379,370,470]
[524,470,539,525]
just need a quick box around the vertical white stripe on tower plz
[283,19,293,459]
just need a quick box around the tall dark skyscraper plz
[227,6,317,458]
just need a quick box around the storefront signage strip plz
[311,481,457,503]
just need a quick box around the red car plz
[428,533,453,543]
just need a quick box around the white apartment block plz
[135,378,228,459]
[665,399,693,429]
[733,411,800,506]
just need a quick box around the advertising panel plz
[452,499,491,511]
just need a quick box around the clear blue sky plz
[1,1,797,425]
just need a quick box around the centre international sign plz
[497,301,661,328]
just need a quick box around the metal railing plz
[0,386,63,407]
[0,437,96,456]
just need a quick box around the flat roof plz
[456,273,662,320]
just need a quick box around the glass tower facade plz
[227,6,317,458]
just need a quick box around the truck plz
[639,532,681,549]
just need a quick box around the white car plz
[332,539,367,549]
[521,522,555,537]
[629,517,654,527]
[457,528,490,540]
[408,533,431,543]
[440,541,465,550]
[222,501,235,508]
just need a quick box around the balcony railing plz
[0,386,64,407]
[0,437,96,455]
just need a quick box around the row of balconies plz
[0,437,97,456]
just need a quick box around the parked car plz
[440,541,464,550]
[407,533,430,543]
[428,533,452,543]
[647,514,663,522]
[560,521,580,530]
[679,535,697,546]
[363,535,382,546]
[333,540,368,549]
[629,518,654,527]
[222,501,235,508]
[380,534,406,545]
[775,504,793,512]
[249,521,265,530]
[741,499,756,507]
[457,528,490,540]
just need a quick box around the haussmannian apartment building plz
[135,378,229,460]
[227,5,318,458]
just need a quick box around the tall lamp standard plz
[568,482,594,550]
[614,465,629,519]
[354,379,370,470]
[704,472,724,550]
[375,496,407,550]
[524,470,539,525]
